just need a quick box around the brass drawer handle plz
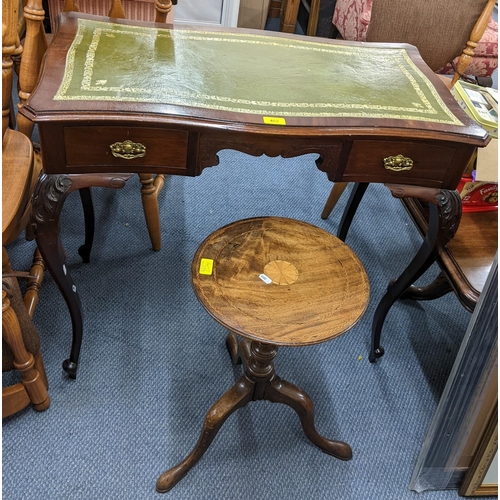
[383,154,413,171]
[110,140,146,159]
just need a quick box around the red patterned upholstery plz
[332,0,498,77]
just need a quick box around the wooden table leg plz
[238,338,351,459]
[265,376,352,459]
[336,182,369,241]
[157,334,351,492]
[156,375,254,493]
[31,172,133,378]
[369,186,462,362]
[333,183,462,362]
[77,188,94,263]
[138,173,164,252]
[321,182,349,220]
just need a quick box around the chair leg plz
[24,248,44,318]
[2,290,50,415]
[306,0,321,36]
[321,182,348,219]
[280,0,301,32]
[268,0,282,18]
[33,351,49,390]
[138,173,165,252]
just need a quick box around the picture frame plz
[459,403,498,497]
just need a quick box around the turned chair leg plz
[2,290,50,417]
[321,182,348,219]
[280,0,301,32]
[138,173,165,252]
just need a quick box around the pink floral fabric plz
[332,0,498,77]
[332,0,372,41]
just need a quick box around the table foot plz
[156,376,254,493]
[368,346,384,363]
[62,359,78,379]
[266,376,352,460]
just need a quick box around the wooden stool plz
[156,217,369,493]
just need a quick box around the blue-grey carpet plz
[3,149,476,499]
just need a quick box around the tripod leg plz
[265,376,352,460]
[156,375,254,493]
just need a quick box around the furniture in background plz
[2,272,50,419]
[237,0,270,30]
[2,2,49,417]
[335,181,498,362]
[296,0,338,37]
[20,13,488,377]
[3,0,45,316]
[46,0,175,33]
[322,0,497,220]
[332,0,498,80]
[368,195,497,361]
[156,217,369,492]
[269,0,322,35]
[399,200,497,313]
[321,0,498,361]
[19,0,177,255]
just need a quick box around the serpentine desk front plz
[21,13,489,378]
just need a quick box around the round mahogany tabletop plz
[191,217,370,346]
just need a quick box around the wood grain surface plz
[191,217,370,346]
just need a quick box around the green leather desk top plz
[54,18,462,126]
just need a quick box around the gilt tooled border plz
[54,19,462,126]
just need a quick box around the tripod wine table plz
[156,216,369,492]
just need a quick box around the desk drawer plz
[64,126,189,173]
[342,140,457,186]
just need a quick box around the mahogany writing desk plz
[20,13,489,378]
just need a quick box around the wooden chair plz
[3,272,50,418]
[332,0,498,80]
[16,0,176,253]
[268,0,321,35]
[3,0,49,418]
[3,0,44,309]
[321,0,497,221]
[47,0,175,33]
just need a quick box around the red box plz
[457,176,498,212]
